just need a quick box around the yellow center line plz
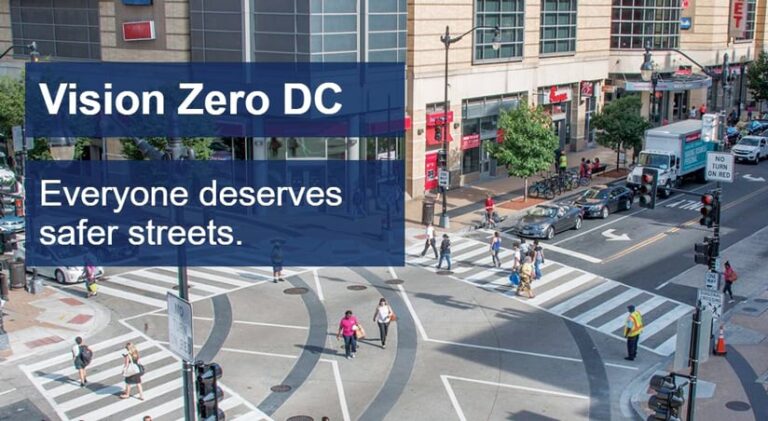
[603,184,768,264]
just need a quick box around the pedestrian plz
[584,159,592,179]
[336,310,359,359]
[271,241,284,283]
[484,193,496,228]
[723,261,738,303]
[533,240,545,280]
[420,223,438,258]
[592,157,601,174]
[519,238,529,257]
[559,153,568,175]
[623,305,644,361]
[71,336,92,387]
[372,298,395,349]
[579,157,586,178]
[517,256,535,298]
[82,258,97,298]
[699,103,707,117]
[269,137,282,157]
[511,242,521,271]
[689,106,697,119]
[490,231,502,268]
[120,342,145,400]
[143,417,152,421]
[437,234,452,271]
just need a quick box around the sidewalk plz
[630,225,768,421]
[0,280,109,365]
[406,146,629,232]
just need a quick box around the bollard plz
[28,268,44,295]
[0,272,8,301]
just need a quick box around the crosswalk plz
[406,234,692,356]
[82,266,310,309]
[19,332,270,421]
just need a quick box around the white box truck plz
[626,120,716,197]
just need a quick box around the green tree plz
[73,137,92,160]
[747,51,768,105]
[28,138,54,160]
[0,75,25,137]
[590,95,650,169]
[119,137,213,160]
[489,105,559,200]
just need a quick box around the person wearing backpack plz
[71,336,91,387]
[437,234,452,271]
[723,261,738,303]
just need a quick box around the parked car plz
[15,240,105,284]
[731,135,768,164]
[572,185,634,219]
[510,204,583,240]
[0,215,24,233]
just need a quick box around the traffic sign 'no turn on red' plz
[706,152,734,183]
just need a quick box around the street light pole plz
[438,25,500,229]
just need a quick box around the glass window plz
[540,0,577,54]
[327,138,347,160]
[462,147,481,174]
[737,0,757,41]
[610,0,680,49]
[475,0,525,61]
[290,138,326,159]
[10,0,100,60]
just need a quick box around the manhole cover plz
[283,287,309,295]
[286,417,314,421]
[754,298,768,303]
[347,285,367,291]
[270,384,292,393]
[741,307,758,312]
[725,401,751,411]
[385,279,404,285]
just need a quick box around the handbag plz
[354,323,366,339]
[508,271,520,287]
[389,307,397,322]
[123,361,140,377]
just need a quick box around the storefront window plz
[462,147,481,174]
[540,0,577,54]
[268,137,286,160]
[737,0,757,41]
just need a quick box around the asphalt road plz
[502,157,768,306]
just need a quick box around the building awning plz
[620,74,712,92]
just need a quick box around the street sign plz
[705,152,734,182]
[673,309,713,370]
[438,169,449,188]
[714,257,721,272]
[697,288,724,318]
[167,293,194,361]
[705,270,719,290]
[11,126,22,151]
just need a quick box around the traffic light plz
[694,236,715,266]
[699,193,718,227]
[638,168,659,209]
[196,362,224,421]
[648,374,685,421]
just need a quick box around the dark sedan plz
[573,185,634,219]
[510,205,582,240]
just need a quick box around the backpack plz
[80,345,93,367]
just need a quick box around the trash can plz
[9,261,25,290]
[0,272,8,300]
[421,198,436,226]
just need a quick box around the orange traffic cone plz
[714,325,727,356]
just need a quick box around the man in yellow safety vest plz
[624,304,643,361]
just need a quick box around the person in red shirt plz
[484,193,495,227]
[699,103,707,117]
[336,310,360,359]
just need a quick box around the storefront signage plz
[496,129,505,144]
[540,86,572,105]
[123,20,156,41]
[580,81,595,98]
[461,133,481,150]
[730,0,747,39]
[425,152,438,190]
[682,0,690,8]
[426,111,454,127]
[681,17,692,30]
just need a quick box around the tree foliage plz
[73,137,92,160]
[590,95,650,167]
[28,138,54,160]
[489,104,558,179]
[747,51,768,103]
[0,75,25,138]
[119,137,213,160]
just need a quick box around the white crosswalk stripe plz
[19,333,270,421]
[77,266,309,309]
[406,233,693,355]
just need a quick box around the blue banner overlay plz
[25,161,404,267]
[25,62,405,137]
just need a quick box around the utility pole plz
[133,137,196,421]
